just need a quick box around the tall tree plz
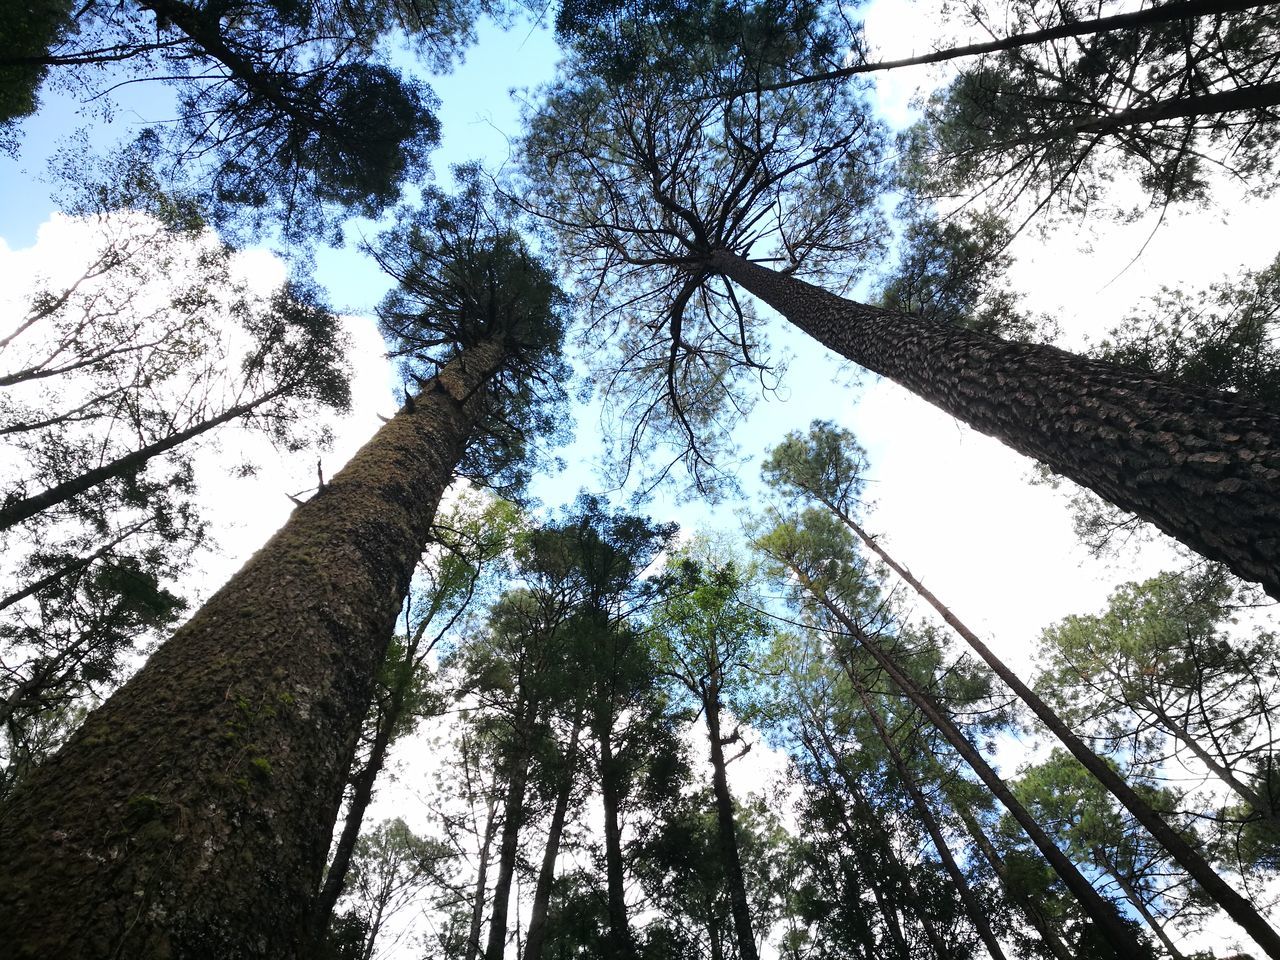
[762,419,1280,956]
[521,0,1280,597]
[656,548,770,960]
[753,507,1152,958]
[0,178,568,958]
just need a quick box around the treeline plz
[0,0,1278,956]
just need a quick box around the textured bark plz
[598,729,638,959]
[827,504,1280,958]
[851,680,1009,960]
[525,710,583,960]
[704,693,760,960]
[710,249,1280,598]
[0,340,505,959]
[784,562,1148,959]
[0,388,284,532]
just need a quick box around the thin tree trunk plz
[485,717,536,960]
[0,517,155,613]
[781,560,1148,959]
[1143,697,1278,823]
[952,799,1075,960]
[704,693,760,960]
[0,339,506,959]
[851,681,1009,960]
[1070,81,1280,136]
[737,0,1273,95]
[598,728,637,959]
[1099,856,1187,960]
[710,248,1280,599]
[0,387,285,532]
[525,708,584,960]
[310,706,396,936]
[468,791,502,960]
[818,501,1280,958]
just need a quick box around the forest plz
[1,0,1279,957]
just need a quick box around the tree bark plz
[704,692,760,960]
[1098,856,1188,960]
[710,248,1280,599]
[782,560,1149,959]
[525,709,583,960]
[0,339,506,959]
[598,728,637,959]
[0,387,286,532]
[820,501,1280,958]
[851,681,1009,960]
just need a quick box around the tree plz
[752,506,1152,958]
[0,178,569,958]
[1039,567,1280,850]
[761,419,1280,956]
[656,547,771,960]
[0,0,488,237]
[900,0,1280,215]
[312,493,520,938]
[521,0,1280,598]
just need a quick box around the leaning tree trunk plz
[0,339,506,959]
[704,691,760,960]
[0,387,285,532]
[784,562,1149,959]
[467,788,501,960]
[851,681,1008,960]
[709,249,1280,598]
[822,501,1280,958]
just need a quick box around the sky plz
[2,2,1279,957]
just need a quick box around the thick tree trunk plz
[824,503,1280,958]
[484,719,536,960]
[710,249,1280,598]
[704,694,760,960]
[467,791,501,960]
[784,562,1148,959]
[598,728,637,959]
[525,709,583,960]
[852,682,1009,960]
[0,340,506,959]
[0,387,286,532]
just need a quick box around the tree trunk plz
[710,248,1280,599]
[823,502,1280,958]
[0,387,285,532]
[310,704,396,937]
[704,693,760,960]
[525,709,583,960]
[783,560,1148,959]
[484,718,536,960]
[741,0,1271,95]
[1098,856,1187,960]
[598,728,637,959]
[468,791,501,960]
[851,680,1009,960]
[952,799,1075,960]
[0,339,506,959]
